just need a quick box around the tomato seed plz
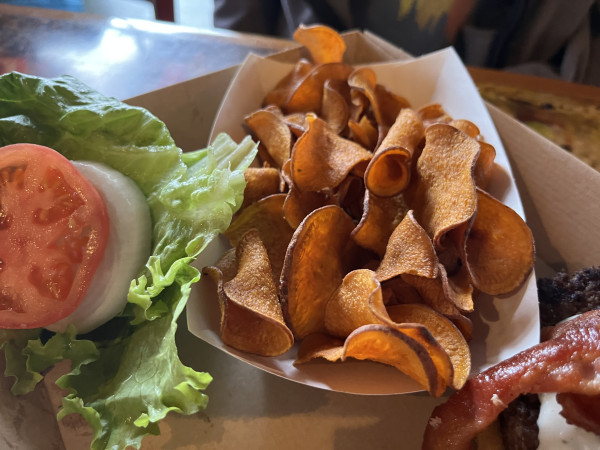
[33,192,85,225]
[49,222,90,263]
[0,164,26,188]
[0,207,11,230]
[0,290,24,313]
[29,263,74,301]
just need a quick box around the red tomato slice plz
[0,143,110,329]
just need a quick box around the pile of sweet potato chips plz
[203,24,535,397]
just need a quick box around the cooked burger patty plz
[498,266,600,449]
[538,266,600,328]
[499,393,541,450]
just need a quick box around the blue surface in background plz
[0,0,84,12]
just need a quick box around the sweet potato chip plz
[347,67,392,130]
[380,108,425,151]
[286,63,354,114]
[365,108,425,197]
[324,269,388,338]
[351,190,408,257]
[203,247,237,285]
[399,269,473,342]
[417,103,452,127]
[244,108,292,168]
[293,24,347,64]
[323,269,453,394]
[321,79,349,134]
[291,115,372,192]
[465,188,535,295]
[264,59,313,108]
[375,84,411,128]
[348,67,377,99]
[280,205,356,338]
[381,276,423,305]
[474,141,497,189]
[409,123,480,249]
[375,211,438,282]
[334,173,365,221]
[295,332,344,364]
[281,112,308,137]
[348,115,378,150]
[325,77,352,101]
[449,314,474,342]
[282,186,331,230]
[387,303,471,389]
[401,272,462,318]
[280,159,332,229]
[225,194,295,282]
[206,229,294,356]
[392,324,454,398]
[241,167,282,210]
[449,119,480,138]
[364,148,411,197]
[349,89,369,122]
[263,104,285,116]
[440,263,474,313]
[342,324,445,396]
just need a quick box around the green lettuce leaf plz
[1,327,98,395]
[0,72,257,449]
[0,72,182,193]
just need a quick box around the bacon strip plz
[557,392,600,434]
[422,310,600,450]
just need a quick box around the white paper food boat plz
[185,48,540,395]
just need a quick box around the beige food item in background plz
[478,83,600,171]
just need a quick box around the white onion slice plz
[46,161,151,334]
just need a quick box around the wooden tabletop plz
[0,4,295,99]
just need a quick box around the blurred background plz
[0,0,215,28]
[2,0,599,88]
[0,2,598,179]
